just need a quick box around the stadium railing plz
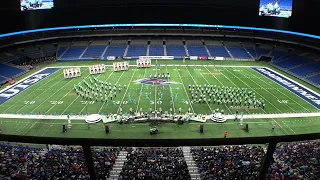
[0,132,320,180]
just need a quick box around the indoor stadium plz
[0,0,319,179]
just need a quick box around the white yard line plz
[198,66,232,114]
[22,119,42,136]
[80,72,114,114]
[246,68,313,112]
[3,120,312,126]
[14,71,80,114]
[2,112,320,120]
[61,72,107,115]
[205,66,251,114]
[223,67,293,134]
[74,74,104,114]
[231,67,298,133]
[184,66,214,113]
[264,67,320,97]
[176,66,195,113]
[0,68,52,93]
[155,66,158,112]
[237,68,297,113]
[40,71,92,137]
[115,70,136,114]
[135,68,147,113]
[45,70,90,113]
[1,70,62,113]
[166,65,175,113]
[96,70,125,114]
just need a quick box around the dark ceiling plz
[0,0,319,36]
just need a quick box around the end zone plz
[0,68,61,105]
[253,67,320,110]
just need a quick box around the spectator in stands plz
[191,145,265,179]
[119,148,191,180]
[93,147,119,179]
[0,144,119,179]
[267,140,320,180]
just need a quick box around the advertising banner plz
[190,56,198,60]
[107,56,116,60]
[123,56,132,60]
[198,56,207,60]
[215,57,224,60]
[139,56,174,60]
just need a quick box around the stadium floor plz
[0,60,319,139]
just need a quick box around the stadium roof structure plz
[0,24,319,51]
[1,24,320,40]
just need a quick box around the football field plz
[0,61,319,139]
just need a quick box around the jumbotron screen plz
[20,0,54,11]
[259,0,292,18]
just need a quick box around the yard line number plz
[50,101,64,105]
[24,101,36,105]
[81,101,95,105]
[277,100,288,104]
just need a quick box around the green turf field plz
[0,60,319,139]
[0,117,319,139]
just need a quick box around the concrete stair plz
[224,46,234,59]
[123,45,129,57]
[79,46,89,59]
[58,46,70,59]
[182,146,201,180]
[184,45,190,56]
[146,44,150,56]
[107,150,128,180]
[164,45,167,56]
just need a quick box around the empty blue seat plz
[166,45,186,56]
[61,47,86,58]
[207,46,230,57]
[274,56,310,69]
[82,46,106,58]
[149,45,164,56]
[0,64,25,78]
[271,51,288,61]
[290,63,320,77]
[227,47,251,59]
[126,45,147,56]
[187,45,208,56]
[0,76,6,83]
[104,45,126,57]
[307,74,320,85]
[57,47,67,58]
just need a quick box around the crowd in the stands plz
[191,145,265,180]
[119,148,191,180]
[1,141,320,179]
[267,140,320,180]
[0,144,118,179]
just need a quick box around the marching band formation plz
[74,76,125,103]
[188,84,265,109]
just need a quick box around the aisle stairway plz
[107,150,128,180]
[183,146,201,180]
